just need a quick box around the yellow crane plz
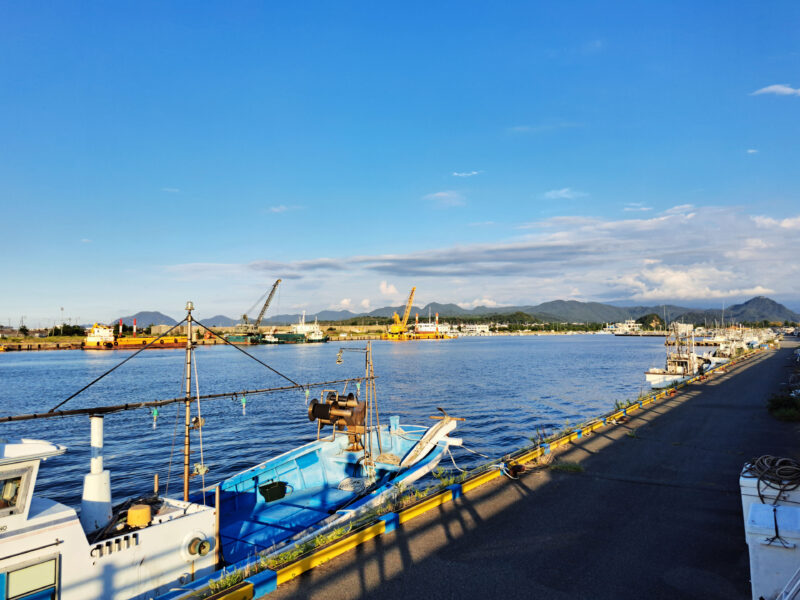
[381,286,416,341]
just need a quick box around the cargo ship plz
[274,312,329,343]
[413,313,456,340]
[82,324,116,349]
[82,323,187,350]
[114,335,188,349]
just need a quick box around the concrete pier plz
[267,341,800,600]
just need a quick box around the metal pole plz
[183,301,194,501]
[214,485,221,568]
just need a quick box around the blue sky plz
[2,2,799,325]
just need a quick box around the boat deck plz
[220,484,354,562]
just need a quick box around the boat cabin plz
[0,436,217,600]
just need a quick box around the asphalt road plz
[267,341,800,600]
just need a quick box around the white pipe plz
[90,415,103,474]
[80,415,113,533]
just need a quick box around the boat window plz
[5,558,57,599]
[0,477,22,510]
[0,468,30,518]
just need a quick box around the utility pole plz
[60,307,64,335]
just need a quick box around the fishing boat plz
[0,302,460,600]
[645,323,707,388]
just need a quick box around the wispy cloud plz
[747,149,758,154]
[452,170,482,177]
[664,204,695,216]
[581,39,605,54]
[267,205,303,214]
[753,215,800,230]
[542,188,587,200]
[508,121,580,134]
[423,190,465,207]
[623,203,652,212]
[469,221,495,227]
[80,238,91,243]
[751,84,800,96]
[161,187,180,193]
[166,207,800,306]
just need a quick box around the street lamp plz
[60,307,64,335]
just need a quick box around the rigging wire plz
[192,347,207,506]
[164,387,183,499]
[48,318,188,412]
[193,317,301,388]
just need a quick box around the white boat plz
[645,323,707,388]
[291,312,328,342]
[0,435,218,600]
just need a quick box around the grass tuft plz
[548,461,584,473]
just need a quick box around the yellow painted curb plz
[398,488,454,523]
[461,467,503,493]
[276,521,386,584]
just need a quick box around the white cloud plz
[753,215,800,230]
[621,265,774,301]
[663,204,695,215]
[623,203,652,212]
[458,297,498,309]
[543,188,587,200]
[81,238,91,243]
[359,298,371,309]
[379,281,398,296]
[335,298,353,310]
[161,187,180,193]
[452,170,482,177]
[165,206,800,310]
[423,191,465,207]
[751,84,800,96]
[747,149,758,154]
[268,205,290,213]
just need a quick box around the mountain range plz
[114,296,799,327]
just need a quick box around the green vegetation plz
[768,393,800,421]
[635,313,665,330]
[549,462,584,473]
[208,568,244,593]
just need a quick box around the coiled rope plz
[742,455,800,505]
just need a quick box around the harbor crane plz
[235,279,282,334]
[381,286,416,341]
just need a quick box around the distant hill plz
[314,310,359,321]
[115,311,178,326]
[675,296,800,325]
[128,296,799,327]
[201,314,238,327]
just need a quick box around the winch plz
[308,391,367,451]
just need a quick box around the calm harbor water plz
[0,335,664,508]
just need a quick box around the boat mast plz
[183,301,194,501]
